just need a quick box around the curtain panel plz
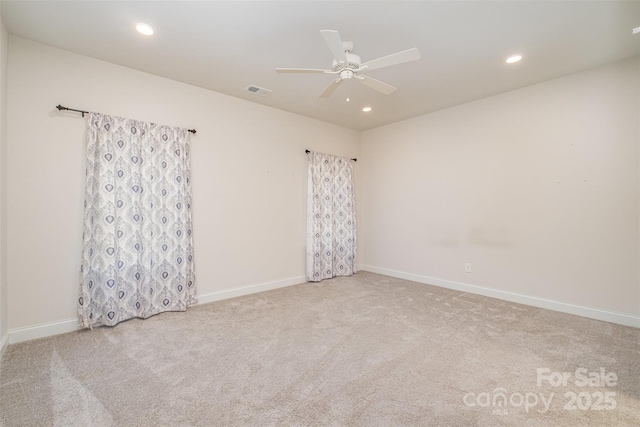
[79,113,196,328]
[306,151,357,282]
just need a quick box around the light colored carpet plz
[0,272,638,426]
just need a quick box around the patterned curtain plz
[306,151,357,282]
[78,113,196,328]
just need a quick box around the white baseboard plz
[361,265,640,328]
[9,318,80,344]
[196,275,306,305]
[7,275,307,345]
[0,330,8,361]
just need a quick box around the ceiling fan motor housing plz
[332,53,362,73]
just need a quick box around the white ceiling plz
[2,1,639,131]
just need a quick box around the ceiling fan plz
[276,30,420,99]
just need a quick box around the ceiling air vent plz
[246,85,272,96]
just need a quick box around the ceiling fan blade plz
[319,78,343,98]
[356,75,396,95]
[276,68,332,74]
[361,48,420,72]
[320,30,348,64]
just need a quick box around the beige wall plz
[0,8,8,352]
[4,36,639,338]
[361,58,640,320]
[6,37,361,331]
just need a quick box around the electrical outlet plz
[464,263,472,273]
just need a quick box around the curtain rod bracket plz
[56,104,88,117]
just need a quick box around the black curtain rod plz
[305,149,357,162]
[56,105,197,134]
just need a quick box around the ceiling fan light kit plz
[276,30,420,99]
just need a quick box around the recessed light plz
[362,107,372,112]
[136,23,154,36]
[506,55,522,64]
